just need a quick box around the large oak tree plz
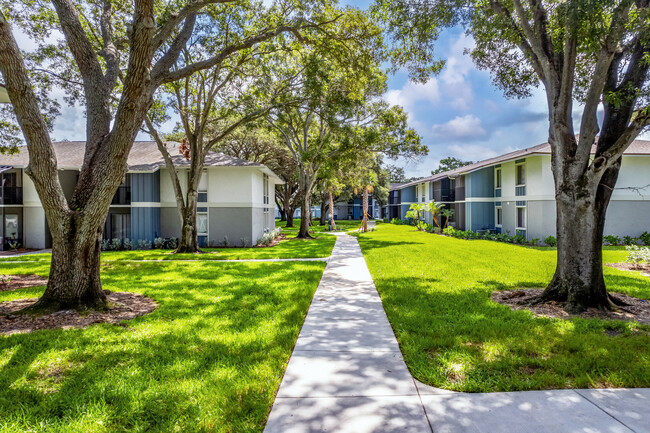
[0,0,335,310]
[376,0,650,312]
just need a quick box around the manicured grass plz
[0,259,326,432]
[356,224,650,392]
[276,219,370,233]
[0,233,336,263]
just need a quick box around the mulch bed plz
[606,262,650,278]
[0,248,40,256]
[0,292,157,335]
[0,274,49,292]
[492,289,650,326]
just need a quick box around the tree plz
[431,157,473,175]
[1,0,299,310]
[375,0,650,313]
[440,208,454,228]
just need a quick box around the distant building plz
[384,140,650,240]
[0,141,282,250]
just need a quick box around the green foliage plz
[431,157,474,175]
[0,259,325,432]
[623,235,638,246]
[390,218,405,225]
[603,235,622,246]
[544,236,557,247]
[640,232,650,246]
[626,245,650,268]
[356,224,650,392]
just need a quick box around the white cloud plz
[384,80,440,114]
[431,115,487,141]
[439,33,476,110]
[447,144,498,162]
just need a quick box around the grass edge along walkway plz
[355,224,650,393]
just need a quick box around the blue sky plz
[21,1,647,178]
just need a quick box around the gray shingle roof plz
[0,141,267,172]
[396,139,650,189]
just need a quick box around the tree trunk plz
[362,187,369,232]
[539,193,611,312]
[177,193,200,253]
[329,189,336,231]
[286,208,295,227]
[319,199,328,226]
[298,192,312,238]
[279,208,287,221]
[29,214,107,311]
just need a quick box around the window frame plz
[495,206,502,228]
[516,205,527,230]
[263,174,270,214]
[197,212,209,236]
[515,163,526,187]
[495,167,502,189]
[421,183,425,202]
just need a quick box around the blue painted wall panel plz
[131,172,160,202]
[131,207,161,243]
[467,167,494,198]
[469,202,495,232]
[353,198,361,219]
[401,185,416,202]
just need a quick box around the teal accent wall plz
[131,207,161,243]
[469,202,495,232]
[353,198,361,219]
[131,171,160,202]
[467,167,494,198]
[401,185,416,202]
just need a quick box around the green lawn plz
[0,233,336,263]
[356,224,650,392]
[0,259,326,432]
[276,219,372,233]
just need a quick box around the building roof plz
[395,138,650,190]
[0,141,282,181]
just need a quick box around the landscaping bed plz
[357,224,650,392]
[0,274,48,291]
[0,291,157,335]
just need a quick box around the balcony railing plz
[1,186,22,205]
[111,185,131,205]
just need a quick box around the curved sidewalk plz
[264,233,649,433]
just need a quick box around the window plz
[421,183,425,202]
[515,163,526,186]
[495,168,502,189]
[516,206,526,229]
[198,170,208,192]
[496,207,502,227]
[4,214,18,239]
[110,214,131,239]
[263,174,269,213]
[197,213,208,236]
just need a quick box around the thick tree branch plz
[150,13,197,84]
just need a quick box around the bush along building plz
[0,141,282,251]
[383,139,650,241]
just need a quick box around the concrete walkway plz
[265,233,650,433]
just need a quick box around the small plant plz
[240,237,250,247]
[166,237,178,249]
[7,240,20,251]
[544,236,557,247]
[626,245,650,269]
[530,238,540,246]
[154,237,166,249]
[123,238,133,250]
[222,236,229,247]
[111,238,122,251]
[623,235,637,246]
[101,239,110,251]
[137,239,152,250]
[639,231,650,246]
[603,235,621,246]
[442,226,455,236]
[390,218,404,225]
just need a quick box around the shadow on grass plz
[374,274,650,393]
[0,260,325,432]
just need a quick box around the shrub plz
[8,240,20,251]
[222,236,229,247]
[137,239,152,250]
[544,236,557,247]
[101,239,110,251]
[639,231,650,246]
[123,238,133,250]
[603,235,621,246]
[442,226,456,236]
[240,237,250,247]
[166,237,178,249]
[390,218,404,225]
[530,238,540,246]
[626,245,650,269]
[154,237,166,249]
[623,235,638,246]
[110,238,122,251]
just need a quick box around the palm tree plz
[355,184,375,232]
[426,201,446,229]
[440,208,454,229]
